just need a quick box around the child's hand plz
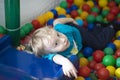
[53,54,77,78]
[62,60,77,78]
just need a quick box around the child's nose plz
[60,37,66,43]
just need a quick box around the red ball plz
[88,60,97,69]
[70,10,79,18]
[90,12,98,17]
[82,4,91,13]
[66,0,73,3]
[117,17,120,22]
[68,3,72,8]
[106,13,115,22]
[78,66,91,77]
[93,50,105,63]
[108,1,116,8]
[115,49,120,57]
[110,6,119,15]
[31,20,41,29]
[83,20,88,28]
[97,68,110,80]
[94,63,105,71]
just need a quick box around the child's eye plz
[57,33,60,37]
[55,42,58,46]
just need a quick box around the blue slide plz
[0,35,79,80]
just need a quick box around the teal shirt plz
[42,23,82,60]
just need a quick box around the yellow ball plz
[75,16,82,20]
[116,30,120,38]
[55,6,62,12]
[80,11,88,20]
[66,14,71,18]
[106,66,116,76]
[113,40,120,49]
[74,0,84,7]
[74,76,85,80]
[86,1,94,8]
[45,11,54,20]
[79,57,88,67]
[103,6,110,10]
[99,0,108,8]
[115,68,120,78]
[57,8,66,15]
[36,16,45,25]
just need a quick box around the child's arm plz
[53,18,78,26]
[53,54,77,78]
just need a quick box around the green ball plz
[103,47,114,55]
[116,58,120,67]
[115,0,120,4]
[21,23,32,34]
[87,56,93,61]
[77,52,84,58]
[60,1,68,9]
[102,55,116,66]
[20,29,26,39]
[117,13,120,18]
[91,7,100,13]
[25,23,33,32]
[0,25,6,34]
[77,9,82,15]
[86,15,95,23]
[96,15,103,22]
[101,9,109,17]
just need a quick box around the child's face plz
[43,29,70,53]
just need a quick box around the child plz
[28,18,115,78]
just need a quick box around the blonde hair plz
[29,26,54,56]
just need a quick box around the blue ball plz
[66,8,71,14]
[51,9,58,17]
[85,77,92,80]
[76,19,84,27]
[107,42,116,50]
[118,36,120,40]
[87,23,94,30]
[70,4,78,10]
[58,14,66,18]
[83,47,93,57]
[47,18,54,26]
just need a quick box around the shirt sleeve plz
[42,53,57,61]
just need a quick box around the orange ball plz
[79,57,88,67]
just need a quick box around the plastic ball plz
[115,0,120,4]
[95,15,103,22]
[58,14,66,18]
[0,34,3,37]
[113,40,120,49]
[107,42,116,50]
[0,25,6,34]
[116,30,120,38]
[90,12,98,17]
[80,11,88,20]
[115,49,120,57]
[47,18,54,26]
[103,47,114,55]
[86,15,95,23]
[106,13,115,22]
[66,8,71,14]
[60,1,68,9]
[102,55,116,66]
[106,66,116,76]
[82,4,91,13]
[85,77,92,80]
[87,23,94,30]
[66,0,73,4]
[77,52,84,58]
[108,1,116,8]
[36,16,45,26]
[98,0,108,8]
[58,8,66,15]
[87,56,93,61]
[88,60,97,69]
[86,0,94,8]
[110,6,119,16]
[116,57,120,67]
[74,76,85,80]
[70,4,78,10]
[50,9,58,17]
[101,9,109,17]
[77,9,82,15]
[20,29,26,39]
[115,68,120,78]
[76,19,84,26]
[79,57,88,67]
[93,50,105,63]
[73,0,84,7]
[91,7,100,13]
[70,10,79,18]
[31,20,41,29]
[94,63,105,71]
[83,47,93,57]
[97,68,110,80]
[78,66,91,77]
